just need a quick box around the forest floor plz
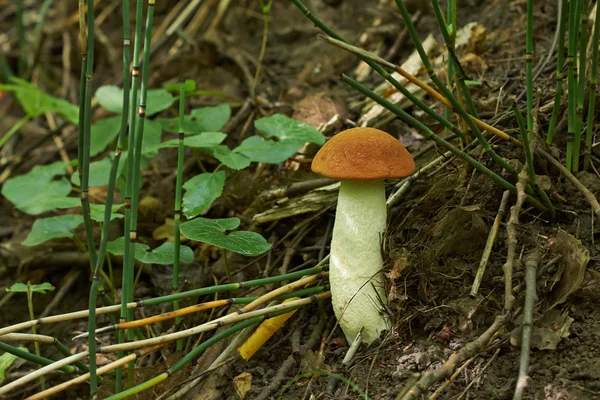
[1,0,600,399]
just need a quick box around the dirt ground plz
[1,0,600,399]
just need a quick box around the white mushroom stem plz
[330,180,390,345]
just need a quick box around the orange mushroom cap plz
[311,127,416,181]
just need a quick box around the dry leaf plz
[547,230,590,309]
[301,350,330,373]
[233,372,252,399]
[152,218,186,242]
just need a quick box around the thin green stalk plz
[341,74,546,212]
[16,0,26,76]
[0,115,31,149]
[583,0,600,170]
[566,0,580,170]
[117,0,143,390]
[53,340,90,373]
[33,0,55,48]
[0,343,76,374]
[124,0,155,387]
[547,0,568,144]
[82,0,102,391]
[173,80,185,351]
[395,0,517,179]
[444,0,456,126]
[573,0,590,171]
[513,105,555,218]
[431,0,479,119]
[26,283,44,391]
[103,316,269,400]
[525,0,534,133]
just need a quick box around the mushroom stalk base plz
[330,180,390,344]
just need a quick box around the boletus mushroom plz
[312,127,415,344]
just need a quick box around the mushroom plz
[311,127,415,344]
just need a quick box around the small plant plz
[6,282,55,390]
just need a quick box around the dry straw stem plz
[387,151,453,207]
[318,35,522,147]
[513,251,541,400]
[397,315,507,400]
[471,190,511,297]
[0,351,89,396]
[503,167,530,313]
[24,345,162,400]
[0,333,56,344]
[95,293,330,354]
[536,147,600,220]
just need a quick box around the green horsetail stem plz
[547,0,568,144]
[430,0,479,120]
[583,0,600,170]
[444,0,457,126]
[174,79,185,351]
[566,0,580,170]
[513,105,555,218]
[341,74,546,212]
[81,0,102,392]
[573,0,590,171]
[0,342,76,374]
[395,0,519,181]
[0,265,327,338]
[117,0,145,391]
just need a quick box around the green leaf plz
[95,86,123,114]
[164,79,196,93]
[0,347,28,382]
[139,242,194,264]
[89,203,124,222]
[157,132,226,149]
[141,119,163,157]
[159,104,231,134]
[182,172,225,218]
[90,116,121,156]
[180,218,270,256]
[72,157,110,187]
[6,282,55,294]
[106,237,194,264]
[95,85,175,116]
[255,113,325,145]
[0,78,79,123]
[23,214,83,246]
[236,136,302,164]
[1,161,72,215]
[21,196,80,212]
[72,154,129,187]
[213,146,251,170]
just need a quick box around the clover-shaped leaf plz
[6,282,55,294]
[180,218,270,256]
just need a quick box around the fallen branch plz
[396,315,507,400]
[513,251,541,400]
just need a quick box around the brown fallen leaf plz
[233,372,252,399]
